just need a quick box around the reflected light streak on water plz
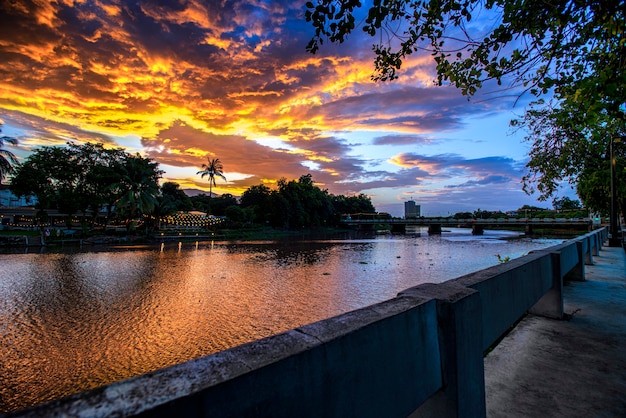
[0,229,562,412]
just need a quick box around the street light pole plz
[609,136,622,247]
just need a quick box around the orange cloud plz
[0,0,536,215]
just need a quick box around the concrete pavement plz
[484,245,626,417]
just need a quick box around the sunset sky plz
[0,0,569,216]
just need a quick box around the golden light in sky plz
[0,0,545,215]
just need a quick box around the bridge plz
[340,216,594,235]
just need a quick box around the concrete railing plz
[8,228,608,418]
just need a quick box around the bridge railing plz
[341,217,592,225]
[8,229,608,418]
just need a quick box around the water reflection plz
[0,229,563,413]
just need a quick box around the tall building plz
[404,200,420,219]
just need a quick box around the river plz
[0,228,563,413]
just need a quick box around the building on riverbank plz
[0,185,37,207]
[404,200,421,219]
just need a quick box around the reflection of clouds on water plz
[441,228,520,241]
[444,237,509,243]
[0,229,566,413]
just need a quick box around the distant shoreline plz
[0,225,588,254]
[0,226,352,251]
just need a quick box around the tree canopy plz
[190,193,237,216]
[306,0,624,108]
[239,174,375,228]
[306,0,625,219]
[114,153,162,222]
[10,142,375,231]
[10,142,162,226]
[161,181,193,212]
[513,94,626,220]
[552,196,582,211]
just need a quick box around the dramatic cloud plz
[0,0,545,215]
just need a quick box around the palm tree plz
[196,157,226,215]
[0,128,19,185]
[115,154,161,230]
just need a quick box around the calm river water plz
[0,228,563,413]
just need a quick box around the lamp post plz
[609,136,622,247]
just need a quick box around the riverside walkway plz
[484,245,626,417]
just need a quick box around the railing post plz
[403,283,486,418]
[529,252,564,319]
[580,235,594,265]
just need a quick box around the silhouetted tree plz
[240,184,273,223]
[552,196,582,212]
[196,157,226,215]
[208,193,237,216]
[0,126,18,185]
[161,181,193,211]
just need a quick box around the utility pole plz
[609,136,622,247]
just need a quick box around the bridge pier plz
[525,224,533,235]
[472,225,484,235]
[390,223,406,234]
[428,224,442,235]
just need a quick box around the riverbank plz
[1,224,591,244]
[0,226,353,250]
